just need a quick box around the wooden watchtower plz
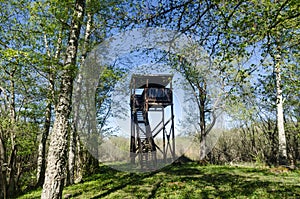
[130,74,176,169]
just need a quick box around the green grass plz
[18,163,300,199]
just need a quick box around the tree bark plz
[6,69,17,198]
[37,31,61,187]
[41,0,86,198]
[0,135,7,199]
[67,125,76,185]
[68,10,93,185]
[36,97,52,187]
[275,54,288,165]
[0,80,9,199]
[75,133,84,183]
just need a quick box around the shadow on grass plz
[159,163,300,198]
[89,166,160,199]
[87,162,300,199]
[147,179,163,199]
[18,162,300,198]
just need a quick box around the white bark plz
[275,54,287,165]
[75,134,84,183]
[41,0,86,198]
[68,125,76,185]
[68,10,93,185]
[37,31,61,186]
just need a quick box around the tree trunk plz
[41,0,86,198]
[0,135,7,199]
[37,31,61,187]
[0,84,9,199]
[75,134,84,183]
[275,54,287,165]
[67,125,76,185]
[6,70,17,198]
[199,98,206,160]
[68,10,93,185]
[36,99,52,187]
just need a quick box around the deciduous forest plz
[0,0,299,198]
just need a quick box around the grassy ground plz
[18,163,300,199]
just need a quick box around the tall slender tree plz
[41,0,86,198]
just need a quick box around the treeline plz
[211,121,299,166]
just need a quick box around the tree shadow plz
[80,163,300,199]
[147,179,163,199]
[89,167,159,199]
[161,164,300,198]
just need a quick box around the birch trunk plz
[68,125,76,185]
[75,134,84,182]
[68,10,93,185]
[36,97,52,187]
[41,0,85,198]
[37,31,62,187]
[275,55,287,165]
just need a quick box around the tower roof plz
[130,74,173,88]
